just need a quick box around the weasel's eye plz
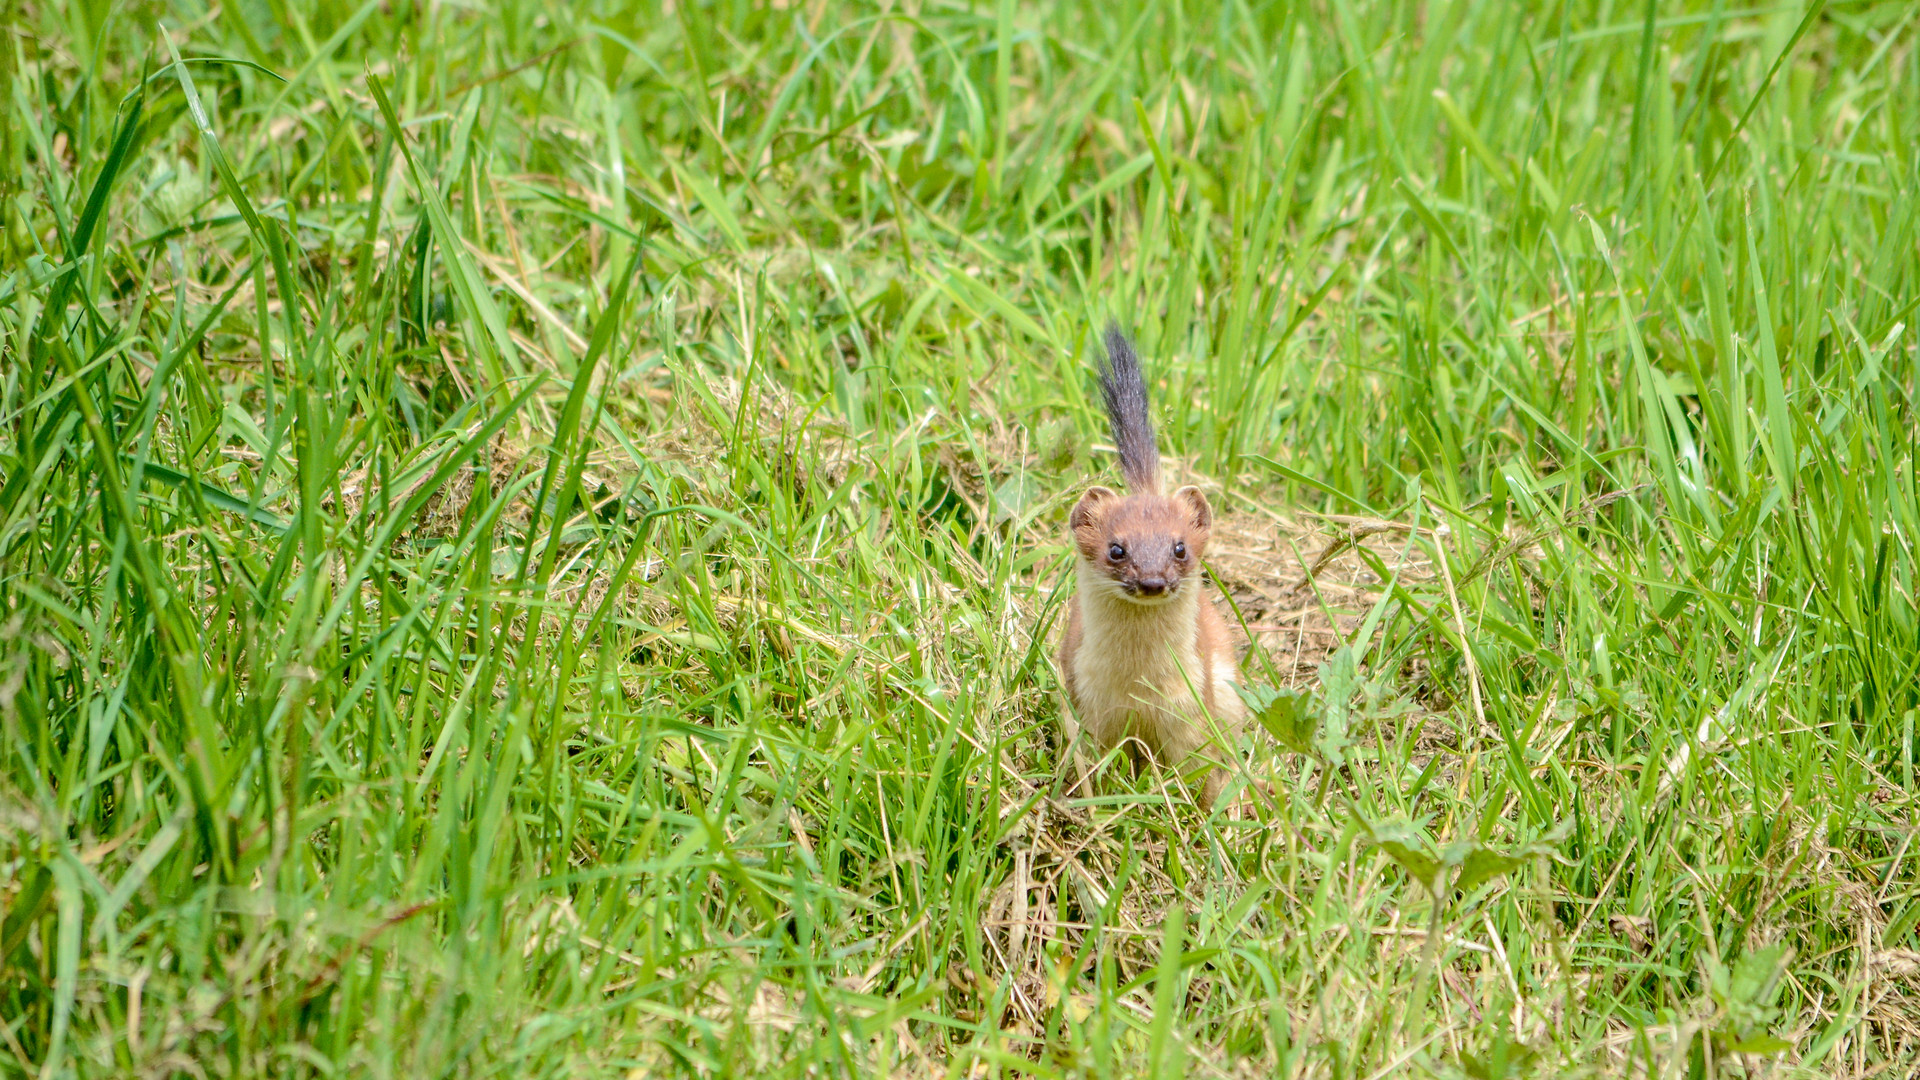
[1107,543,1126,561]
[1173,542,1187,559]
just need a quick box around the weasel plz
[1056,325,1245,806]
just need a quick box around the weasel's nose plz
[1135,577,1168,596]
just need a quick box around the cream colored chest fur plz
[1067,562,1241,762]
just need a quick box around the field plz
[4,0,1919,1075]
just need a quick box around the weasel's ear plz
[1172,485,1213,531]
[1070,486,1118,534]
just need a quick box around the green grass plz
[3,0,1918,1075]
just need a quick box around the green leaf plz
[1453,847,1524,895]
[1357,814,1563,898]
[1458,1040,1539,1080]
[991,472,1041,524]
[1358,817,1442,891]
[1252,685,1316,754]
[1728,943,1792,1008]
[1315,646,1359,766]
[133,459,289,532]
[1721,1033,1793,1055]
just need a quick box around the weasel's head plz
[1069,485,1214,606]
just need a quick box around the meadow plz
[3,0,1919,1075]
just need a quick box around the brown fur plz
[1057,483,1245,805]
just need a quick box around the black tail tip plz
[1101,322,1135,369]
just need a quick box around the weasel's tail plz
[1098,323,1160,494]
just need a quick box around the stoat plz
[1056,325,1245,806]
